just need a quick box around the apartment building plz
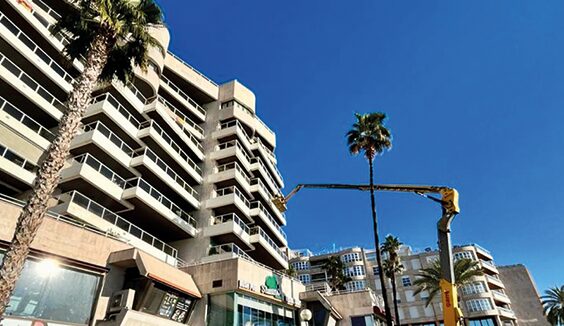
[0,0,302,325]
[290,245,520,326]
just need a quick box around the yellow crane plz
[272,183,462,326]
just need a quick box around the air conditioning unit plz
[108,289,135,314]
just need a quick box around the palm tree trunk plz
[391,275,401,325]
[0,32,114,318]
[369,158,393,326]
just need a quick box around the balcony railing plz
[492,290,509,298]
[0,144,37,172]
[160,75,206,117]
[0,96,55,141]
[250,157,279,191]
[73,153,126,188]
[157,96,204,135]
[250,226,288,261]
[217,140,253,163]
[0,11,74,84]
[485,274,502,284]
[139,120,203,167]
[133,147,200,198]
[250,178,272,197]
[83,121,135,156]
[92,93,140,128]
[124,177,197,227]
[220,119,253,142]
[166,51,218,86]
[498,307,515,315]
[0,51,65,111]
[208,243,251,260]
[66,191,178,257]
[252,136,276,161]
[217,162,251,184]
[213,213,250,235]
[306,283,332,293]
[215,186,251,208]
[249,201,286,239]
[481,259,496,268]
[30,0,62,21]
[256,116,274,135]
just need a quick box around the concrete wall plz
[498,265,549,326]
[325,291,379,326]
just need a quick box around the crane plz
[272,184,462,326]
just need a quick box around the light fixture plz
[300,309,312,322]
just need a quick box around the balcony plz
[218,101,275,148]
[497,307,516,319]
[156,96,204,139]
[165,50,219,99]
[203,243,253,264]
[485,274,505,289]
[480,259,498,274]
[249,178,284,221]
[0,10,73,91]
[211,140,253,168]
[0,51,64,120]
[0,144,37,187]
[59,153,132,211]
[207,162,252,196]
[203,213,254,251]
[0,95,54,149]
[206,186,252,221]
[249,201,287,246]
[249,226,289,270]
[71,121,135,174]
[250,157,281,196]
[138,120,203,179]
[130,147,200,209]
[52,191,179,266]
[214,120,254,153]
[491,290,511,304]
[160,75,206,122]
[251,136,277,164]
[122,178,198,238]
[85,93,141,141]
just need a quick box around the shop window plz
[140,283,195,323]
[351,315,376,326]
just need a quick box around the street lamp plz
[300,309,312,326]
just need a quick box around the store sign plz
[238,280,258,292]
[239,275,298,306]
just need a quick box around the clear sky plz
[157,1,564,292]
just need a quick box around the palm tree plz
[542,286,564,325]
[413,258,484,307]
[323,256,352,291]
[347,112,393,326]
[382,235,404,325]
[0,0,163,317]
[286,266,298,278]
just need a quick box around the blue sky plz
[157,1,564,292]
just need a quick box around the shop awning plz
[108,248,201,298]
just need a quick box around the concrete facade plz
[0,0,294,324]
[498,265,549,326]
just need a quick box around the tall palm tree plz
[382,235,403,325]
[347,112,393,326]
[413,258,484,307]
[542,286,564,325]
[0,0,163,317]
[323,256,352,291]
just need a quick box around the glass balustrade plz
[73,153,126,188]
[0,144,37,172]
[82,121,135,157]
[214,213,250,235]
[0,96,55,141]
[161,75,206,117]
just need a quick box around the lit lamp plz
[300,309,312,326]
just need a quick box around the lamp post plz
[300,308,312,326]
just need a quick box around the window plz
[454,251,474,261]
[402,276,412,287]
[466,299,493,312]
[341,253,362,263]
[345,265,365,277]
[351,315,376,326]
[140,283,195,323]
[461,282,486,295]
[373,266,380,275]
[346,280,367,291]
[468,318,496,326]
[298,274,311,284]
[426,255,439,264]
[0,254,101,325]
[291,261,310,270]
[365,252,377,261]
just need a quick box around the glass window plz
[0,253,100,325]
[141,284,195,323]
[345,265,365,277]
[454,251,474,261]
[373,266,380,275]
[291,261,310,270]
[466,299,493,312]
[469,318,495,326]
[402,276,412,287]
[461,282,486,295]
[351,315,376,326]
[341,253,362,263]
[346,280,367,291]
[298,274,311,284]
[365,252,377,261]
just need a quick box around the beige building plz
[0,0,301,324]
[291,245,522,326]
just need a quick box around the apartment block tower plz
[0,0,303,325]
[291,245,523,326]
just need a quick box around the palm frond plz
[346,112,392,161]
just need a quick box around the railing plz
[157,96,204,135]
[160,75,206,117]
[92,93,140,128]
[492,290,509,298]
[215,186,251,208]
[252,136,276,160]
[306,282,332,293]
[220,119,252,141]
[66,191,178,257]
[0,51,65,111]
[125,177,197,227]
[139,121,202,172]
[217,162,251,184]
[0,144,37,172]
[213,213,250,235]
[0,96,55,141]
[221,100,253,116]
[208,243,252,260]
[250,157,279,191]
[485,274,502,283]
[0,11,74,84]
[217,140,253,164]
[498,307,515,315]
[133,147,200,198]
[31,0,62,20]
[73,153,126,188]
[166,50,218,86]
[481,259,496,268]
[125,84,148,105]
[249,201,286,239]
[27,0,73,48]
[83,121,135,156]
[256,116,274,135]
[250,178,272,197]
[250,226,288,260]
